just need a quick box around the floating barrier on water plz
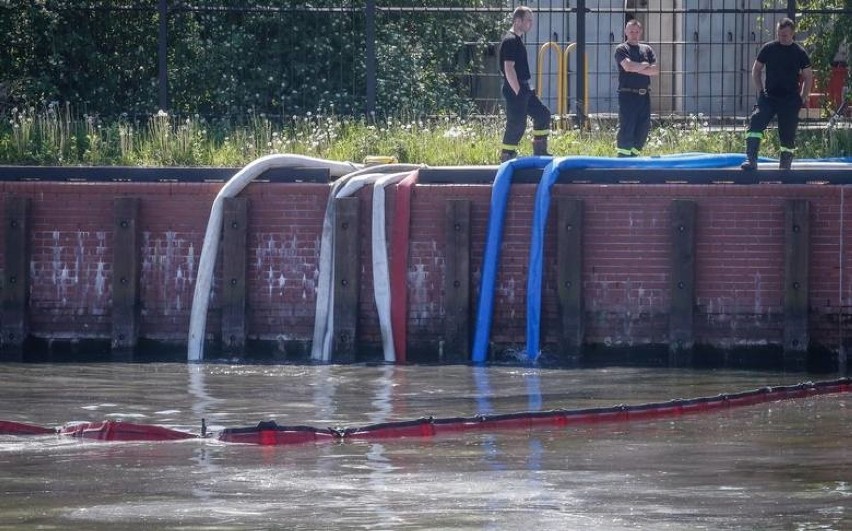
[218,378,851,445]
[1,378,849,444]
[59,420,197,441]
[0,420,57,435]
[219,421,335,445]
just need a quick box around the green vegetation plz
[797,0,851,91]
[0,0,502,118]
[1,1,848,167]
[1,104,848,166]
[4,2,846,120]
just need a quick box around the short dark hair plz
[512,6,532,21]
[778,18,795,31]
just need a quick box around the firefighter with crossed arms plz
[614,19,659,157]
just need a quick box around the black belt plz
[619,88,650,95]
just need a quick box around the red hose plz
[389,171,419,363]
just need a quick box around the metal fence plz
[1,1,849,124]
[523,0,850,126]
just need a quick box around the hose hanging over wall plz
[389,171,420,363]
[524,153,748,361]
[186,153,852,364]
[310,164,422,362]
[471,157,553,364]
[311,171,387,362]
[372,170,420,362]
[188,154,361,362]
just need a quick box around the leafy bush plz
[0,1,503,118]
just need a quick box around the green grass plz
[0,103,849,166]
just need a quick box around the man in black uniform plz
[614,19,659,157]
[499,6,551,163]
[741,18,813,170]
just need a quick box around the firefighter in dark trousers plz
[614,19,659,157]
[499,6,551,163]
[741,17,813,170]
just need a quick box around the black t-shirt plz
[499,31,530,82]
[756,41,811,98]
[614,42,656,90]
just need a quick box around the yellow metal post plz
[537,42,565,117]
[538,42,588,130]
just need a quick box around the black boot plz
[499,149,516,163]
[740,137,760,171]
[532,137,551,156]
[779,151,793,170]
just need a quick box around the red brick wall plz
[401,182,851,357]
[2,179,850,357]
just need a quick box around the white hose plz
[310,164,422,362]
[315,171,386,361]
[372,171,419,362]
[187,154,361,362]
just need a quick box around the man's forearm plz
[642,63,660,77]
[800,70,814,102]
[752,73,764,94]
[751,63,764,94]
[504,62,521,94]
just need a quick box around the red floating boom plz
[219,378,851,446]
[60,420,197,441]
[2,378,849,445]
[0,420,57,435]
[218,421,335,445]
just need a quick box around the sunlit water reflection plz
[0,363,849,530]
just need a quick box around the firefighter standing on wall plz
[498,6,551,163]
[614,19,659,157]
[741,17,813,171]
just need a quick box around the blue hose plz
[474,153,852,363]
[523,153,748,361]
[471,156,553,363]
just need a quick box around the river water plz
[0,363,849,530]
